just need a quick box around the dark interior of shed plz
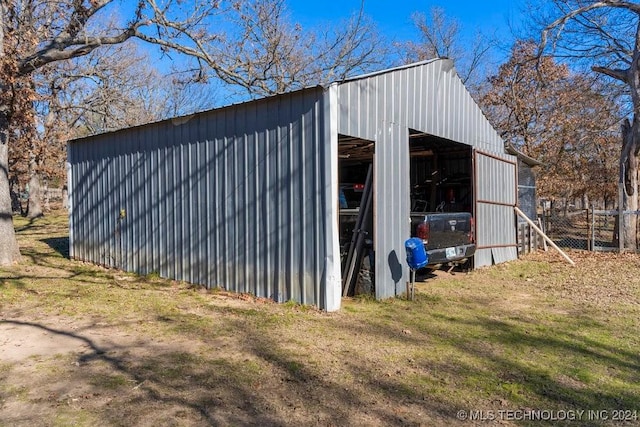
[409,130,473,215]
[337,132,474,214]
[337,131,474,296]
[338,135,375,296]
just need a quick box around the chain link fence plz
[531,205,640,253]
[516,184,640,254]
[590,209,618,252]
[540,208,590,251]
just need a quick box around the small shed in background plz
[68,59,518,311]
[506,143,545,254]
[506,143,542,222]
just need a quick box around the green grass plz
[89,373,129,389]
[1,212,640,426]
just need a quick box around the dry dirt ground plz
[1,217,639,427]
[2,297,456,427]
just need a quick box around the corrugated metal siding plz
[474,150,518,268]
[373,122,411,299]
[337,59,510,298]
[339,60,504,151]
[69,87,337,310]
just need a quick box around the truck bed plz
[410,212,475,267]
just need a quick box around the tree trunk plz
[26,173,43,219]
[0,131,21,264]
[43,179,50,212]
[582,193,589,210]
[621,155,638,250]
[0,2,21,264]
[618,120,638,250]
[10,179,21,214]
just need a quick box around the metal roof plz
[505,143,543,167]
[336,58,446,84]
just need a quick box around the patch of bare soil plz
[0,314,194,363]
[0,320,90,363]
[0,313,206,426]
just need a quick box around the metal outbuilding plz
[68,59,517,311]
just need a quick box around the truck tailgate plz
[410,212,473,249]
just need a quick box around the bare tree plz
[44,43,218,140]
[143,0,387,98]
[0,0,385,264]
[536,0,640,249]
[22,42,210,218]
[402,7,493,87]
[50,44,176,137]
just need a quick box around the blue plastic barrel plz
[405,237,428,270]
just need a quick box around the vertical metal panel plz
[68,87,336,310]
[475,203,515,248]
[372,122,411,299]
[324,84,342,312]
[476,152,517,207]
[337,59,515,298]
[66,148,74,259]
[474,150,518,268]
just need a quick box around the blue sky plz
[287,0,525,45]
[127,0,528,108]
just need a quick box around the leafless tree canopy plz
[173,0,387,97]
[16,0,218,75]
[402,7,492,86]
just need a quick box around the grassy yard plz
[1,212,639,426]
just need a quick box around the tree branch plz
[19,30,138,75]
[539,1,640,58]
[592,66,629,83]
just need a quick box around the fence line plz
[517,221,545,254]
[528,188,640,255]
[540,208,589,251]
[515,207,575,265]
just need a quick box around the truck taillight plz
[416,221,430,244]
[469,217,475,243]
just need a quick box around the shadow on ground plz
[42,236,70,258]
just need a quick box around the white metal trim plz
[66,145,73,259]
[325,84,341,311]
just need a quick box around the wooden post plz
[537,218,548,251]
[518,223,523,254]
[590,204,595,252]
